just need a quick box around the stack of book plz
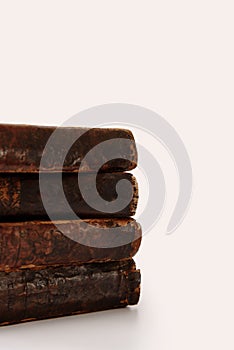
[0,124,141,326]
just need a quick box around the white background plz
[0,1,234,349]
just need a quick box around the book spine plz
[0,219,142,271]
[0,259,141,326]
[0,124,137,173]
[0,173,138,220]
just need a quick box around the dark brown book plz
[0,172,138,220]
[0,173,138,220]
[0,259,141,326]
[0,219,142,271]
[0,124,137,173]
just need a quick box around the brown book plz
[0,124,137,173]
[0,219,142,271]
[0,259,141,326]
[0,173,138,220]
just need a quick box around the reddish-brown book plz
[0,173,138,220]
[0,259,141,326]
[0,219,142,271]
[0,124,137,173]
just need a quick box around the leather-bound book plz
[0,259,141,326]
[0,219,142,271]
[0,173,138,220]
[0,124,137,173]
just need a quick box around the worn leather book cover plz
[0,219,142,271]
[0,259,141,326]
[0,173,138,220]
[0,124,137,173]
